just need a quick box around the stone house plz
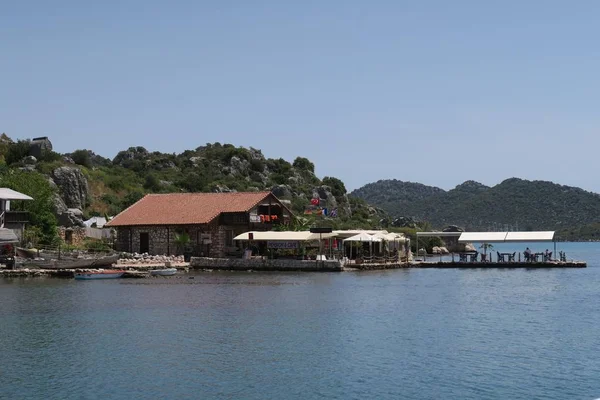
[106,191,292,257]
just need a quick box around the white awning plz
[383,233,406,242]
[333,230,388,238]
[0,228,19,243]
[505,231,555,242]
[0,188,33,201]
[458,232,509,243]
[343,232,383,242]
[458,231,556,243]
[234,231,337,241]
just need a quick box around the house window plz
[225,230,234,247]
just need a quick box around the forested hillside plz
[351,178,600,239]
[0,134,387,244]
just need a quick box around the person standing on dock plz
[524,247,532,261]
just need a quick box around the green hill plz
[351,178,600,239]
[0,135,389,243]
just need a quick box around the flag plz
[330,208,338,217]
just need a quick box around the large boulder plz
[112,146,149,167]
[313,185,338,209]
[392,216,419,228]
[271,184,293,199]
[22,155,37,165]
[51,166,89,209]
[29,137,52,158]
[58,208,85,228]
[211,184,234,193]
[229,156,250,177]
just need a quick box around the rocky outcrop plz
[211,184,234,193]
[229,156,250,177]
[271,184,294,199]
[51,166,89,209]
[112,146,149,167]
[392,216,419,228]
[23,155,37,165]
[57,208,85,228]
[29,137,52,158]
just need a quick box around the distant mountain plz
[350,178,600,236]
[350,179,445,214]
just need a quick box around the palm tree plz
[174,232,190,254]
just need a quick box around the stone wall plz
[190,256,343,272]
[58,227,87,246]
[114,223,248,257]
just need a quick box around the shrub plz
[71,149,93,168]
[293,157,315,173]
[322,176,347,197]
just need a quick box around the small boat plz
[150,268,177,276]
[25,254,120,270]
[74,270,125,280]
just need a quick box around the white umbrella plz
[343,232,383,242]
[344,233,382,259]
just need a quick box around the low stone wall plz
[190,257,343,272]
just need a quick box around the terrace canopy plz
[0,228,19,244]
[343,232,383,243]
[0,188,33,201]
[458,231,555,243]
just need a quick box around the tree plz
[121,191,144,209]
[144,174,161,192]
[71,149,93,168]
[5,140,30,165]
[0,169,58,243]
[293,157,315,173]
[174,232,190,255]
[322,176,347,197]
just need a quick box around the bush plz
[144,174,161,192]
[322,176,347,197]
[121,191,144,209]
[5,140,30,165]
[71,149,93,168]
[293,157,314,173]
[0,169,58,243]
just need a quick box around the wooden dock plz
[350,260,587,270]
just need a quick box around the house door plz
[140,232,149,254]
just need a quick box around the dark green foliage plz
[37,150,62,163]
[249,158,265,172]
[352,178,600,235]
[122,191,145,209]
[266,158,292,175]
[5,140,31,165]
[0,169,58,243]
[71,149,93,168]
[143,174,161,192]
[322,176,347,197]
[293,157,315,173]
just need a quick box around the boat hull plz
[150,268,177,276]
[74,270,125,280]
[29,254,120,270]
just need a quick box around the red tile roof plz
[106,191,277,226]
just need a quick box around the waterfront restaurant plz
[106,191,292,257]
[415,230,558,263]
[234,230,407,261]
[233,230,338,259]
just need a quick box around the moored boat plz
[150,268,177,276]
[23,254,120,270]
[74,270,125,280]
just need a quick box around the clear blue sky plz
[2,1,599,192]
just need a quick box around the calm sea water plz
[1,242,600,400]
